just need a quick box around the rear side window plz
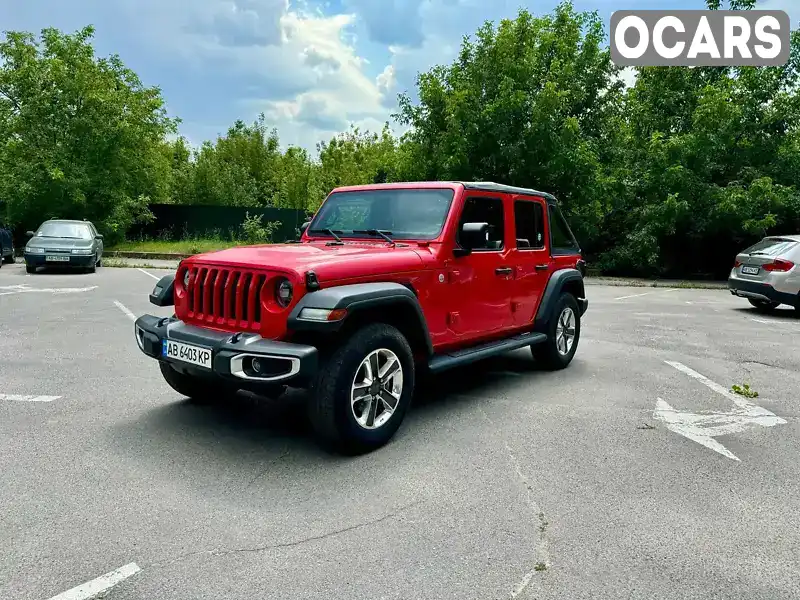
[514,200,544,249]
[549,205,577,251]
[458,197,505,250]
[744,238,798,257]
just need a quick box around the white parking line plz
[137,268,160,281]
[614,288,679,301]
[113,300,137,322]
[45,562,141,600]
[0,394,61,402]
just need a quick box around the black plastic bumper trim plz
[728,278,797,307]
[134,314,318,386]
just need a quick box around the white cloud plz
[617,66,639,89]
[110,0,394,150]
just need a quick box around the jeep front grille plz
[185,266,268,330]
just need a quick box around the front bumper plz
[728,276,797,307]
[134,314,318,387]
[25,253,96,267]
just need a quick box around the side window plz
[458,197,505,250]
[549,205,577,251]
[514,200,544,249]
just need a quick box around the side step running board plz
[427,331,547,374]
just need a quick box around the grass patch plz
[108,238,240,255]
[731,383,759,398]
[103,259,173,269]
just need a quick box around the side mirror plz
[26,231,35,237]
[299,221,311,235]
[95,234,104,240]
[454,222,490,257]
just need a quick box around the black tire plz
[308,323,415,455]
[748,298,779,312]
[96,258,102,267]
[159,362,233,405]
[25,265,36,274]
[3,253,14,264]
[532,292,581,370]
[87,255,97,273]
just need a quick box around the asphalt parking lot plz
[1,262,799,600]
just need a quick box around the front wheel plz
[25,265,36,274]
[3,253,14,264]
[532,292,581,370]
[309,323,415,455]
[159,362,234,404]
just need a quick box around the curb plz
[584,278,727,290]
[105,251,190,260]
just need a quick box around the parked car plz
[23,219,104,274]
[0,224,13,266]
[728,235,800,313]
[134,181,588,453]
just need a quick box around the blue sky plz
[1,0,797,152]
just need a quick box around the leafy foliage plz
[0,26,176,244]
[2,2,799,276]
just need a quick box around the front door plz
[447,193,515,341]
[509,195,550,326]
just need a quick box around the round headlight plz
[276,279,293,308]
[183,269,190,288]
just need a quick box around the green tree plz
[395,1,625,247]
[317,124,400,194]
[0,26,177,242]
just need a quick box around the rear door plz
[509,195,549,326]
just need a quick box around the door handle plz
[535,264,549,271]
[495,267,513,276]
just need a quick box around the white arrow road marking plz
[654,361,787,461]
[0,394,61,402]
[0,284,97,295]
[45,562,141,600]
[113,300,137,322]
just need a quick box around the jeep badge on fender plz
[134,181,588,454]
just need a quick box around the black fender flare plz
[533,268,586,332]
[149,274,175,307]
[288,282,433,354]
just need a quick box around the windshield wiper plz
[309,228,344,243]
[354,229,394,244]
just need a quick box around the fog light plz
[251,358,264,374]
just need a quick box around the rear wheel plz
[748,298,779,312]
[159,362,234,404]
[308,323,415,455]
[532,292,581,370]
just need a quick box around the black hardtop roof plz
[455,181,558,202]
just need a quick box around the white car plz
[728,235,800,313]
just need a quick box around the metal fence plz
[128,204,308,243]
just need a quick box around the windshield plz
[36,222,93,240]
[309,188,455,240]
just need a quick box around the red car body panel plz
[174,181,583,352]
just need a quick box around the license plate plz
[46,255,70,262]
[162,340,212,369]
[741,266,760,275]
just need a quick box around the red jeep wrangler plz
[135,182,588,453]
